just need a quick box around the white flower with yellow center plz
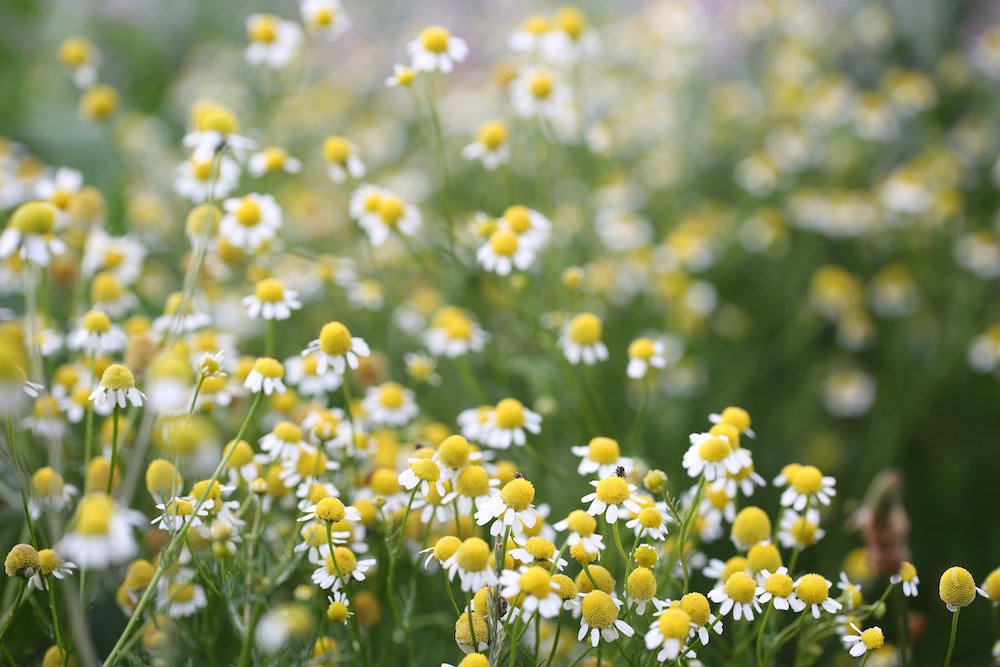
[477,228,536,276]
[245,13,303,69]
[507,535,567,571]
[475,474,538,536]
[55,493,145,569]
[259,421,308,462]
[248,146,302,178]
[571,436,633,479]
[280,445,339,491]
[423,306,490,358]
[577,590,634,647]
[89,364,145,411]
[509,67,573,121]
[441,464,498,516]
[284,352,342,397]
[403,351,441,386]
[757,568,804,611]
[183,107,256,163]
[843,623,885,658]
[582,471,644,524]
[67,310,126,356]
[35,166,82,220]
[28,548,77,592]
[301,0,350,39]
[542,6,601,65]
[311,546,376,590]
[151,496,209,531]
[152,291,210,334]
[355,187,422,247]
[173,154,240,203]
[558,313,608,366]
[890,561,919,597]
[244,357,286,395]
[220,193,283,250]
[385,63,415,87]
[325,591,352,626]
[779,465,836,511]
[58,36,100,88]
[0,201,66,266]
[553,509,605,555]
[407,25,468,74]
[297,495,361,525]
[456,405,492,442]
[398,457,447,498]
[462,120,511,171]
[498,205,551,249]
[777,508,825,549]
[480,398,542,449]
[794,574,843,618]
[644,608,695,661]
[80,230,146,286]
[442,537,497,592]
[627,338,667,379]
[347,280,385,311]
[682,432,748,481]
[27,467,77,519]
[361,381,418,426]
[500,565,563,618]
[322,136,365,184]
[708,571,764,621]
[157,571,208,619]
[508,14,552,53]
[242,278,302,321]
[822,370,875,418]
[301,320,371,376]
[626,505,669,541]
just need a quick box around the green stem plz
[186,375,206,423]
[83,350,96,493]
[678,475,707,595]
[265,320,275,358]
[326,523,368,666]
[46,581,67,667]
[0,579,26,648]
[943,608,960,667]
[107,405,119,496]
[859,651,872,667]
[756,600,773,667]
[544,610,564,667]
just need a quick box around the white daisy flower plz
[28,549,76,591]
[500,565,563,618]
[558,313,608,366]
[581,471,644,524]
[423,307,490,358]
[247,147,302,178]
[708,571,764,621]
[508,15,552,54]
[284,353,342,397]
[88,364,146,411]
[682,433,748,481]
[67,311,126,356]
[890,562,920,597]
[151,496,210,531]
[243,357,286,396]
[462,121,511,171]
[779,465,836,511]
[242,278,302,321]
[0,201,66,267]
[626,338,668,379]
[80,230,147,285]
[577,590,634,647]
[792,574,843,619]
[757,568,805,612]
[259,421,309,462]
[843,623,885,658]
[625,504,669,541]
[477,229,536,276]
[182,107,256,163]
[322,136,365,184]
[777,508,825,549]
[456,405,492,442]
[301,0,350,39]
[385,63,415,87]
[311,547,376,590]
[474,474,538,537]
[361,382,418,427]
[553,509,605,555]
[407,26,468,74]
[245,14,303,69]
[173,154,241,203]
[279,445,339,490]
[571,436,633,479]
[301,321,371,376]
[398,457,448,499]
[441,537,498,593]
[27,467,77,520]
[441,465,499,517]
[35,167,83,222]
[479,398,542,449]
[498,205,551,250]
[220,193,283,251]
[55,493,145,570]
[352,187,422,247]
[508,67,573,121]
[325,591,352,625]
[644,608,697,662]
[158,572,208,618]
[57,37,100,89]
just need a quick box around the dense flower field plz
[1,0,1000,665]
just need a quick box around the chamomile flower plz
[356,188,422,247]
[716,462,767,499]
[477,229,536,276]
[361,382,418,426]
[420,535,461,569]
[322,136,365,184]
[890,562,919,597]
[837,572,865,610]
[500,565,563,618]
[462,121,511,171]
[399,457,448,498]
[298,496,362,525]
[509,15,552,53]
[682,433,746,481]
[777,508,825,549]
[626,506,669,541]
[559,313,608,366]
[183,107,255,163]
[644,608,694,661]
[242,278,302,321]
[479,398,543,449]
[28,549,76,591]
[89,364,145,411]
[779,465,837,511]
[508,536,567,571]
[259,421,308,461]
[151,496,210,531]
[843,623,884,658]
[758,568,805,611]
[325,591,352,626]
[284,353,342,397]
[245,14,303,69]
[173,154,241,203]
[577,590,634,647]
[581,470,644,524]
[244,357,286,395]
[939,566,987,611]
[220,193,283,250]
[27,467,77,519]
[543,6,601,65]
[424,307,490,358]
[222,439,260,486]
[301,321,371,376]
[475,473,538,536]
[553,509,605,555]
[571,436,633,479]
[67,310,126,355]
[311,547,375,590]
[407,26,468,74]
[55,493,145,569]
[248,147,302,178]
[498,205,551,249]
[509,67,573,121]
[442,537,498,592]
[0,201,65,266]
[35,167,82,221]
[58,36,100,88]
[385,63,415,87]
[280,445,339,490]
[708,571,764,621]
[158,575,208,619]
[301,0,350,39]
[404,351,441,385]
[623,337,668,379]
[443,464,499,516]
[794,574,843,618]
[708,406,755,438]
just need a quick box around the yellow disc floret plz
[627,567,656,601]
[595,476,630,505]
[421,26,451,53]
[581,590,618,629]
[723,571,758,604]
[657,608,692,639]
[5,544,40,577]
[319,321,352,356]
[791,466,824,495]
[568,313,602,345]
[939,566,978,608]
[456,538,490,572]
[316,497,346,522]
[795,574,830,605]
[731,507,771,548]
[587,437,620,464]
[500,477,535,512]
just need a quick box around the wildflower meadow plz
[2,0,1000,666]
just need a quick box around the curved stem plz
[107,404,119,496]
[756,600,774,667]
[943,608,960,667]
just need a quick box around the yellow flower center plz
[628,338,655,360]
[732,506,771,547]
[196,107,239,135]
[638,507,663,529]
[273,422,302,442]
[494,398,525,429]
[552,573,577,600]
[323,136,350,164]
[719,556,748,582]
[697,436,732,463]
[586,437,620,464]
[31,467,64,497]
[38,548,63,576]
[503,207,531,234]
[4,544,40,577]
[303,524,327,547]
[433,535,462,561]
[252,357,284,379]
[765,572,794,598]
[378,196,405,226]
[657,608,691,639]
[91,272,125,303]
[789,517,818,546]
[720,406,751,432]
[595,476,630,505]
[51,189,72,210]
[795,574,829,605]
[519,566,553,598]
[634,545,658,568]
[501,477,535,512]
[899,561,917,583]
[327,600,349,622]
[455,538,490,572]
[452,465,488,498]
[678,592,710,626]
[530,72,553,99]
[723,571,757,604]
[861,627,884,650]
[524,15,550,34]
[248,14,279,43]
[556,6,586,39]
[568,313,602,345]
[193,158,214,181]
[939,566,977,608]
[254,278,285,303]
[627,567,657,601]
[455,613,488,646]
[10,201,56,234]
[489,229,519,256]
[325,547,357,575]
[166,498,193,517]
[235,198,262,227]
[566,509,596,536]
[262,147,288,172]
[747,543,782,574]
[791,466,824,495]
[411,458,441,482]
[314,322,351,357]
[379,382,405,408]
[477,121,508,150]
[316,497,346,522]
[170,582,195,603]
[100,363,136,390]
[445,315,473,340]
[58,37,93,66]
[522,536,554,561]
[437,435,470,469]
[581,591,618,629]
[76,494,114,535]
[421,26,451,53]
[296,447,328,478]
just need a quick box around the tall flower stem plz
[45,582,67,667]
[326,523,368,667]
[943,608,960,667]
[83,350,96,493]
[107,404,119,495]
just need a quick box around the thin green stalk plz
[859,651,872,667]
[107,404,119,495]
[186,375,206,423]
[611,520,629,566]
[678,475,707,595]
[45,581,67,667]
[265,319,275,358]
[326,523,368,667]
[943,608,960,667]
[544,609,564,667]
[756,600,774,667]
[83,350,96,493]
